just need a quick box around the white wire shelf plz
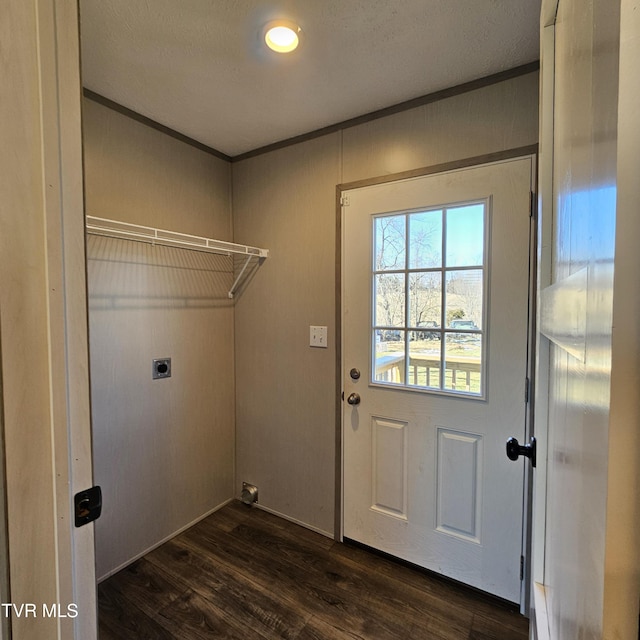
[86,215,269,298]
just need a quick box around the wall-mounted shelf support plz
[85,215,269,299]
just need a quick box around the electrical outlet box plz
[310,325,328,348]
[152,358,171,379]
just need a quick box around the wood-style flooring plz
[98,501,529,639]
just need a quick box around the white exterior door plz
[342,157,534,603]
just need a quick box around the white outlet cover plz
[310,325,328,348]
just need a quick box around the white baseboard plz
[251,502,333,539]
[97,497,235,583]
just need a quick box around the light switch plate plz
[310,325,328,348]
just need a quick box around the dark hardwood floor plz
[98,501,529,639]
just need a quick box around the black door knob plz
[506,436,536,467]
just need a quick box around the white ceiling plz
[79,1,541,158]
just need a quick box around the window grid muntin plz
[372,200,487,397]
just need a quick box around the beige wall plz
[233,71,539,536]
[83,99,235,579]
[233,134,342,534]
[342,72,539,183]
[83,99,232,238]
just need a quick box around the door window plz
[373,201,487,397]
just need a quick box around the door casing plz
[0,1,98,637]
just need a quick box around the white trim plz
[532,582,551,640]
[96,498,235,583]
[531,20,556,592]
[251,503,334,539]
[38,0,98,633]
[519,157,538,615]
[541,0,560,27]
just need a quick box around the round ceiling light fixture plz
[264,20,302,53]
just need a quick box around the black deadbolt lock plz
[74,486,102,527]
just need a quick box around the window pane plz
[444,333,482,394]
[375,215,406,271]
[374,329,405,384]
[370,198,486,398]
[409,210,442,268]
[445,204,484,267]
[375,273,405,327]
[445,270,483,329]
[408,331,441,389]
[408,272,441,329]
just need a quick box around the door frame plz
[529,2,558,637]
[335,145,539,609]
[1,0,97,637]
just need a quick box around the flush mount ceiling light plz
[263,20,302,53]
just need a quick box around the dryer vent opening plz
[241,482,258,505]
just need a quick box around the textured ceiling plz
[79,1,541,158]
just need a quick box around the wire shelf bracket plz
[85,215,269,299]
